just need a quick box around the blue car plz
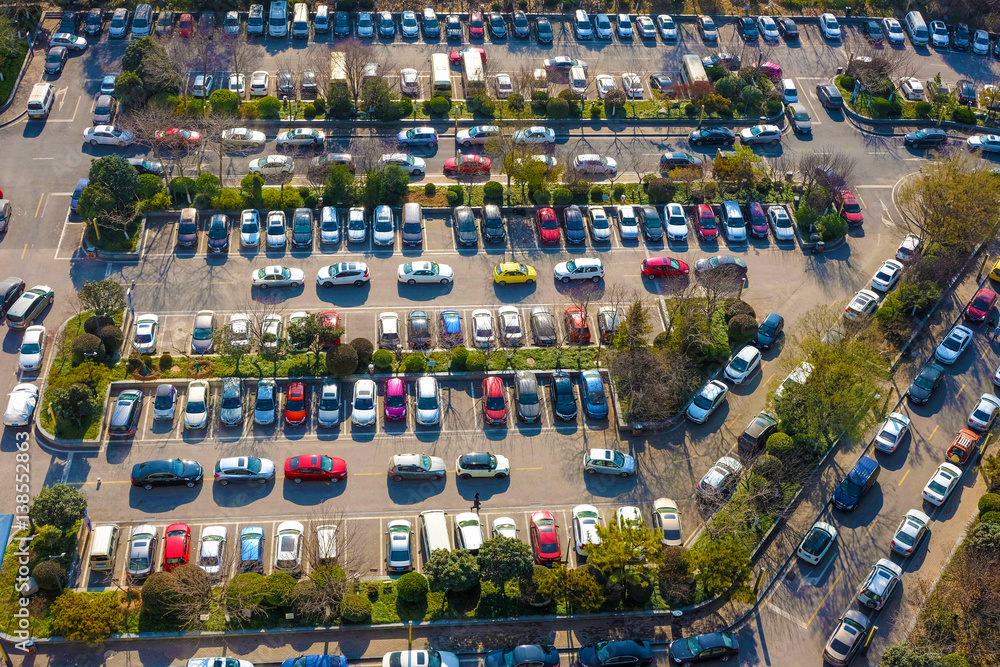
[579,370,608,419]
[70,178,89,214]
[440,310,463,347]
[281,656,348,667]
[239,526,265,573]
[832,456,881,511]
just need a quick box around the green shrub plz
[209,88,240,113]
[468,92,495,117]
[980,511,1000,524]
[424,183,437,197]
[508,93,525,111]
[192,193,213,210]
[898,280,941,318]
[137,173,163,200]
[870,97,902,118]
[99,324,124,354]
[590,102,602,118]
[952,105,976,125]
[400,354,428,373]
[168,176,196,197]
[766,432,795,460]
[914,101,933,118]
[624,571,653,604]
[395,572,430,603]
[427,96,452,115]
[590,186,605,203]
[466,351,487,372]
[326,343,359,376]
[483,181,503,200]
[546,97,569,119]
[341,592,372,622]
[213,188,247,210]
[765,99,782,116]
[612,183,626,201]
[397,97,413,118]
[979,493,1000,515]
[350,338,374,366]
[312,97,326,113]
[71,333,105,364]
[836,75,856,91]
[941,655,970,667]
[445,189,460,206]
[533,189,551,206]
[159,353,173,371]
[552,188,573,205]
[653,331,670,349]
[447,184,464,203]
[451,346,469,370]
[815,212,848,241]
[728,314,759,345]
[226,572,267,610]
[265,572,297,607]
[726,300,756,322]
[646,178,675,204]
[372,349,395,371]
[685,103,697,116]
[705,65,726,82]
[139,572,176,622]
[303,103,317,120]
[33,561,68,597]
[256,96,282,119]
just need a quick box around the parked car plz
[668,633,739,665]
[797,521,837,565]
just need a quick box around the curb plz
[0,16,37,118]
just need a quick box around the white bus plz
[330,51,347,83]
[462,50,484,97]
[431,53,452,96]
[680,54,709,86]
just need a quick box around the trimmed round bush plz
[226,572,267,609]
[372,349,394,371]
[766,432,796,460]
[396,572,430,603]
[139,571,176,621]
[159,353,173,371]
[341,592,372,622]
[978,493,1000,516]
[208,88,240,113]
[914,101,933,118]
[624,571,653,604]
[99,324,124,355]
[764,99,782,117]
[350,338,375,367]
[646,178,676,205]
[303,103,317,120]
[427,96,452,115]
[400,354,428,373]
[980,511,1000,524]
[83,315,113,335]
[326,343,359,377]
[483,181,503,201]
[312,97,326,113]
[952,106,976,125]
[424,183,437,197]
[310,564,346,588]
[728,314,759,345]
[168,176,196,196]
[451,346,469,370]
[445,189,460,206]
[941,655,970,667]
[508,93,525,111]
[264,572,297,607]
[192,193,213,210]
[256,96,282,119]
[546,97,570,119]
[753,454,784,483]
[685,103,697,117]
[447,184,465,200]
[397,97,413,118]
[465,351,487,372]
[33,561,68,596]
[72,333,106,364]
[533,189,551,206]
[552,188,573,205]
[726,300,757,322]
[612,183,626,200]
[590,186,605,202]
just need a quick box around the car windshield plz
[356,395,374,410]
[387,392,404,408]
[803,528,831,554]
[565,260,577,272]
[417,393,437,410]
[943,335,962,351]
[685,636,703,654]
[895,527,916,546]
[187,398,205,414]
[693,392,715,409]
[700,216,716,229]
[928,479,949,494]
[221,392,241,409]
[486,395,504,410]
[320,392,339,410]
[914,371,936,389]
[21,340,41,353]
[241,220,258,233]
[193,326,211,339]
[349,216,364,230]
[256,395,274,411]
[154,393,173,409]
[729,357,748,372]
[839,478,863,497]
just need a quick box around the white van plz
[419,510,451,554]
[130,4,152,38]
[569,66,587,96]
[316,524,338,564]
[781,78,798,104]
[905,11,928,46]
[575,10,592,39]
[89,524,121,573]
[292,2,309,38]
[27,83,55,119]
[314,5,330,33]
[247,4,265,35]
[269,0,288,37]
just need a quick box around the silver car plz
[191,310,215,353]
[414,376,441,426]
[214,456,276,485]
[126,524,158,579]
[317,380,341,427]
[388,453,447,481]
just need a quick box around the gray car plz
[785,103,812,134]
[219,377,244,427]
[388,454,447,481]
[454,206,478,246]
[191,310,215,353]
[126,525,158,579]
[514,371,541,422]
[214,456,276,485]
[5,285,54,330]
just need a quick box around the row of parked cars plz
[2,279,55,427]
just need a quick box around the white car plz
[572,504,602,555]
[379,153,426,176]
[249,155,294,176]
[260,314,282,349]
[870,259,904,292]
[383,652,459,667]
[192,74,213,98]
[873,412,910,453]
[378,312,401,349]
[18,325,47,372]
[50,32,88,50]
[131,315,158,355]
[575,154,618,177]
[188,659,253,667]
[635,16,655,39]
[221,127,265,148]
[512,126,555,146]
[594,13,613,39]
[274,521,304,575]
[740,124,782,146]
[757,15,779,40]
[899,76,924,101]
[554,257,605,283]
[456,125,500,147]
[495,74,513,99]
[276,128,325,148]
[723,345,761,384]
[890,509,930,557]
[664,203,688,241]
[317,262,371,287]
[83,125,134,147]
[400,68,419,96]
[492,516,518,540]
[882,17,905,44]
[584,448,635,476]
[396,126,437,147]
[398,261,453,285]
[184,380,210,430]
[453,512,484,553]
[819,13,840,39]
[265,211,286,248]
[239,209,260,248]
[251,265,305,288]
[386,520,413,572]
[929,20,950,48]
[197,526,227,579]
[228,313,252,347]
[656,14,677,40]
[767,206,794,241]
[249,70,270,97]
[596,74,616,99]
[651,498,683,546]
[922,462,963,506]
[972,29,990,55]
[352,378,377,427]
[497,306,523,345]
[455,452,510,478]
[4,384,38,427]
[897,233,922,262]
[967,134,1000,153]
[697,456,742,499]
[616,13,632,38]
[471,309,495,348]
[615,205,639,239]
[967,393,1000,432]
[622,72,643,98]
[796,521,838,565]
[934,324,973,364]
[317,380,340,427]
[844,289,881,321]
[400,10,418,37]
[857,559,902,610]
[686,380,728,423]
[224,11,241,35]
[414,376,440,426]
[588,207,612,242]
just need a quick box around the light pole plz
[84,351,98,395]
[111,577,132,633]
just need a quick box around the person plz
[993,323,1000,342]
[472,493,481,511]
[989,316,997,332]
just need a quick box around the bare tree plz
[340,39,380,106]
[566,282,602,350]
[303,44,332,104]
[119,101,195,180]
[224,33,266,84]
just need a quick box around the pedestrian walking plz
[472,493,481,512]
[989,317,997,330]
[993,323,1000,342]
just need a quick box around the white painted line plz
[765,602,810,630]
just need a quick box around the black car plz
[863,20,883,44]
[108,389,143,437]
[639,205,663,241]
[536,17,553,43]
[512,11,530,38]
[84,8,104,35]
[128,158,164,176]
[485,646,559,667]
[530,306,557,346]
[908,362,945,403]
[954,22,971,50]
[482,204,506,243]
[563,205,586,244]
[408,310,431,348]
[131,458,204,489]
[291,208,314,248]
[488,12,506,39]
[816,84,844,109]
[206,214,231,253]
[756,312,784,349]
[736,17,758,41]
[649,73,673,94]
[702,52,741,70]
[301,69,318,97]
[660,152,703,171]
[550,370,577,420]
[738,412,779,457]
[59,10,79,34]
[776,17,798,39]
[577,640,652,667]
[0,276,26,319]
[668,632,739,665]
[688,127,735,147]
[904,128,947,149]
[957,79,977,105]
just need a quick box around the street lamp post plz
[84,351,98,395]
[111,578,132,633]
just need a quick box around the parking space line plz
[805,570,843,628]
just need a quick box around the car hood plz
[185,411,207,428]
[416,406,440,423]
[832,484,858,508]
[220,404,243,423]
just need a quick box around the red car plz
[835,189,864,226]
[641,256,690,279]
[284,381,307,426]
[564,306,591,343]
[178,13,193,37]
[482,376,507,425]
[693,204,718,241]
[444,154,491,175]
[155,128,201,146]
[530,510,561,565]
[449,47,487,65]
[964,286,998,322]
[318,311,342,348]
[536,207,560,244]
[163,523,191,573]
[284,455,348,483]
[384,377,407,421]
[469,11,484,38]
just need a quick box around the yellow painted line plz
[34,193,44,217]
[212,281,235,285]
[929,425,939,440]
[956,384,965,398]
[727,413,742,429]
[806,571,843,628]
[516,466,543,471]
[855,192,866,208]
[623,274,640,278]
[876,233,880,246]
[864,520,878,538]
[898,469,910,486]
[133,282,159,286]
[21,244,27,259]
[983,349,990,360]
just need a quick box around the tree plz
[50,591,124,644]
[357,165,410,210]
[163,563,213,629]
[29,483,87,530]
[477,536,534,588]
[424,549,480,594]
[323,164,355,206]
[224,572,268,621]
[396,572,430,603]
[114,71,148,109]
[292,565,346,624]
[712,145,761,191]
[536,564,605,613]
[78,279,126,319]
[120,36,180,98]
[33,561,68,596]
[685,533,753,599]
[326,343,359,376]
[212,325,251,375]
[340,39,381,106]
[605,89,626,117]
[584,520,663,579]
[613,300,652,352]
[89,156,141,208]
[878,644,945,667]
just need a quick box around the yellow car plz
[990,257,1000,282]
[493,262,537,285]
